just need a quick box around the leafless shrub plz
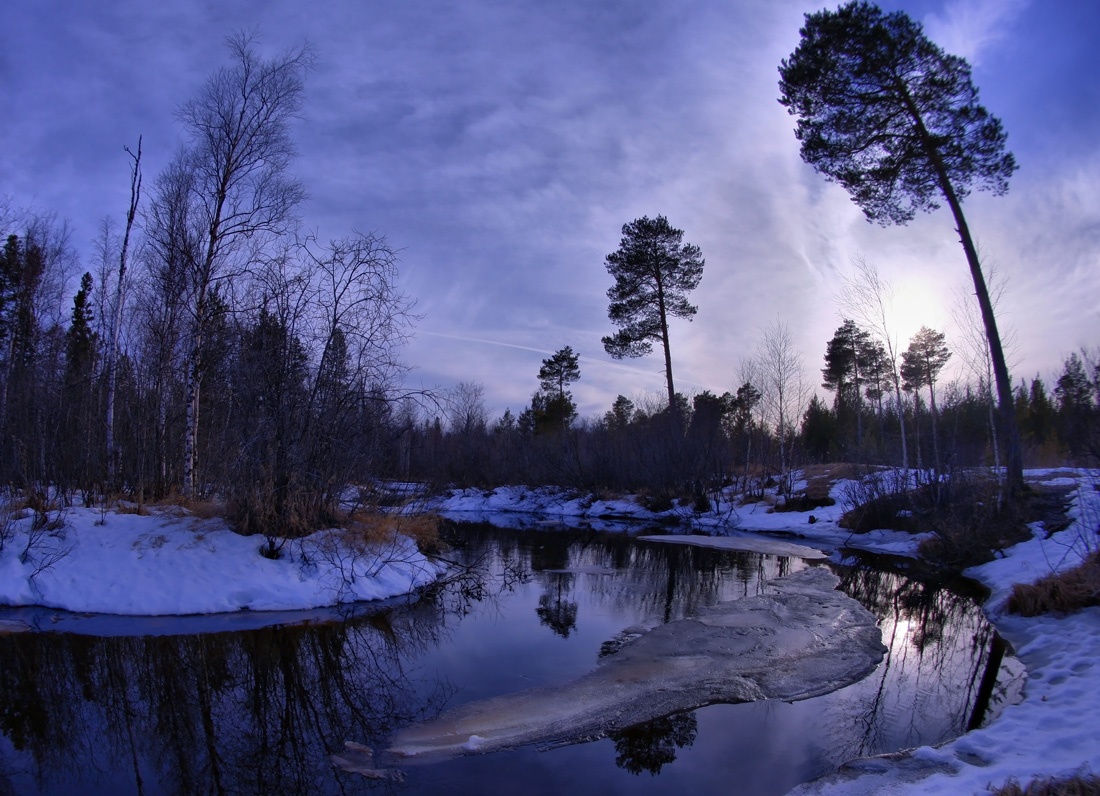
[295,511,441,602]
[838,467,916,533]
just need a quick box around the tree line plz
[399,330,1098,503]
[1,35,417,545]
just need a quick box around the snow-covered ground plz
[2,468,1098,794]
[0,504,444,620]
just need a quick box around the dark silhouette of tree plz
[901,327,951,471]
[801,394,838,462]
[228,306,310,551]
[838,258,910,468]
[604,394,636,430]
[822,319,876,448]
[0,217,76,488]
[538,346,580,403]
[526,390,577,436]
[529,346,581,434]
[105,137,142,490]
[61,273,100,494]
[779,0,1023,495]
[1019,376,1055,453]
[1054,352,1099,460]
[729,380,762,488]
[602,215,704,416]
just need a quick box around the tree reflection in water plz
[833,559,1024,759]
[609,712,698,775]
[536,573,579,638]
[0,558,532,796]
[0,525,1024,796]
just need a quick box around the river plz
[0,521,1024,795]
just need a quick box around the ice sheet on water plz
[383,568,885,762]
[638,533,828,559]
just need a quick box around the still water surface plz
[0,522,1023,795]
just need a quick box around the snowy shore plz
[0,505,444,619]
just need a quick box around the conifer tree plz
[780,0,1023,494]
[602,215,704,416]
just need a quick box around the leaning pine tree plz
[778,1,1023,496]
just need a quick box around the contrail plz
[418,330,719,390]
[418,331,554,357]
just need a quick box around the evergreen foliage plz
[602,215,704,413]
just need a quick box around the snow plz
[786,468,1100,796]
[431,480,935,555]
[0,505,445,620]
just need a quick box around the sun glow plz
[885,275,950,353]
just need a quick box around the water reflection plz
[536,573,578,638]
[830,560,1025,760]
[609,712,698,775]
[0,523,1024,796]
[0,606,454,795]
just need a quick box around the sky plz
[3,0,1098,421]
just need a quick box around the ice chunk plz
[385,568,884,761]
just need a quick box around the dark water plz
[0,522,1023,796]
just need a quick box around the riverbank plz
[788,469,1100,795]
[2,469,1097,794]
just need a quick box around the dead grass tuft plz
[345,510,442,555]
[1007,551,1100,617]
[989,773,1100,796]
[153,492,226,520]
[114,501,149,516]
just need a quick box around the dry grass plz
[111,493,444,556]
[345,510,443,555]
[1007,551,1100,617]
[990,773,1100,795]
[800,462,864,484]
[152,492,226,520]
[114,500,149,516]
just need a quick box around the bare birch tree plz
[951,263,1015,478]
[175,34,313,496]
[105,138,142,490]
[756,319,807,495]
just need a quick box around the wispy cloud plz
[923,0,1030,65]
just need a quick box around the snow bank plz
[0,505,445,618]
[431,481,932,556]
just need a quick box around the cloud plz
[2,0,1094,423]
[922,0,1030,66]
